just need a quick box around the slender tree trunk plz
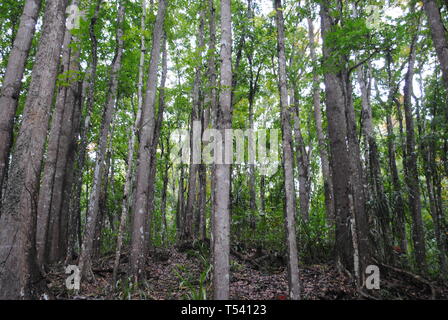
[213,0,232,300]
[342,69,370,285]
[184,10,205,241]
[62,84,83,264]
[383,54,407,253]
[66,0,102,263]
[78,1,125,280]
[307,17,335,228]
[274,0,300,300]
[246,0,259,230]
[403,21,427,273]
[130,0,166,281]
[146,33,168,251]
[0,0,69,299]
[358,65,392,263]
[0,0,42,198]
[206,0,218,259]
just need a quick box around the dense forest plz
[0,0,447,300]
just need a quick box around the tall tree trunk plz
[130,0,166,281]
[274,0,300,300]
[35,27,73,267]
[146,32,168,250]
[423,0,448,91]
[78,1,125,280]
[342,68,370,285]
[358,65,392,263]
[184,10,205,241]
[206,0,218,257]
[307,17,334,229]
[403,19,427,273]
[246,0,259,230]
[0,0,42,199]
[320,1,354,273]
[61,82,83,264]
[37,9,82,265]
[383,53,407,253]
[0,0,69,299]
[65,0,102,263]
[213,0,232,300]
[48,34,82,264]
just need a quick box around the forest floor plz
[46,245,448,300]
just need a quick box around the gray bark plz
[130,0,166,280]
[275,0,300,300]
[358,65,392,263]
[146,33,168,250]
[213,0,232,300]
[0,0,42,199]
[403,18,427,273]
[320,1,354,272]
[307,17,335,228]
[0,0,69,299]
[66,0,102,263]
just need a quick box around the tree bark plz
[358,64,392,263]
[320,1,354,273]
[65,0,102,263]
[35,27,73,267]
[274,0,300,300]
[146,32,168,250]
[307,17,335,229]
[403,18,427,273]
[0,0,42,198]
[213,0,232,300]
[0,0,69,299]
[130,0,166,281]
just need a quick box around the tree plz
[130,0,167,281]
[0,0,69,299]
[274,0,301,300]
[213,0,232,300]
[307,15,334,228]
[0,0,42,199]
[403,10,427,273]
